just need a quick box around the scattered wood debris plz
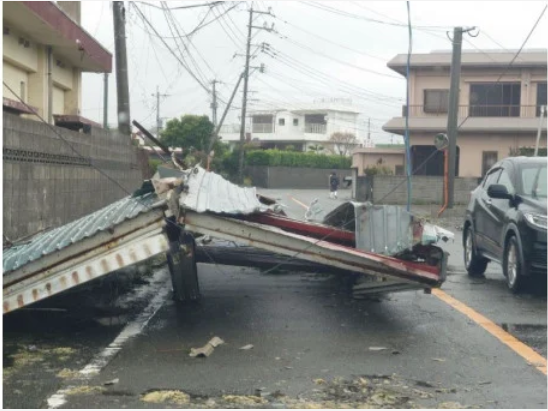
[189,336,224,358]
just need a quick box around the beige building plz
[381,49,547,177]
[3,1,111,126]
[352,147,405,175]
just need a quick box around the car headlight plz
[524,213,548,229]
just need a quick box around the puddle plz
[499,323,547,356]
[93,314,132,327]
[500,323,547,333]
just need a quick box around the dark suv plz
[463,157,547,293]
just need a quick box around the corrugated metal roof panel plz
[180,166,266,215]
[3,192,160,275]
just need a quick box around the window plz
[293,118,299,126]
[521,165,547,198]
[20,81,25,103]
[483,169,501,188]
[423,89,449,113]
[482,151,498,176]
[497,169,515,195]
[252,115,273,133]
[537,82,547,117]
[411,145,459,176]
[278,118,285,126]
[304,114,327,133]
[469,83,521,117]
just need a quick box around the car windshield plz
[520,164,547,198]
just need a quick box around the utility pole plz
[152,85,169,136]
[534,105,546,156]
[446,27,464,209]
[367,117,371,142]
[113,1,131,136]
[238,7,254,185]
[207,73,245,167]
[237,6,274,184]
[210,80,218,127]
[103,73,108,129]
[446,26,478,208]
[47,46,53,124]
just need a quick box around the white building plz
[219,101,363,154]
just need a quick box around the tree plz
[308,144,324,154]
[160,115,214,152]
[329,132,358,156]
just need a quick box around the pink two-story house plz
[381,49,547,177]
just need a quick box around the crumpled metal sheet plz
[179,166,267,215]
[323,202,424,256]
[356,204,420,255]
[2,192,160,275]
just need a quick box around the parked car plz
[463,156,547,293]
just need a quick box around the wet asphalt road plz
[2,188,546,408]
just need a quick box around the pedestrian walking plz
[329,171,340,199]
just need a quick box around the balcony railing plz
[304,123,327,134]
[252,123,274,133]
[219,124,240,133]
[402,105,544,118]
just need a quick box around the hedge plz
[246,150,351,169]
[518,147,547,157]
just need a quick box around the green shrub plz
[148,159,162,174]
[246,149,351,169]
[517,147,547,157]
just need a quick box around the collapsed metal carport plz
[3,166,449,314]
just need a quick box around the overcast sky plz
[81,1,548,144]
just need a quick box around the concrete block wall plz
[246,166,352,189]
[3,113,144,240]
[371,175,480,205]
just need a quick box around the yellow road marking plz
[432,288,547,375]
[289,195,309,210]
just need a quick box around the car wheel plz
[504,236,525,294]
[464,226,488,276]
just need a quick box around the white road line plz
[47,268,171,409]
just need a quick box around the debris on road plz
[141,390,190,405]
[189,336,224,358]
[222,395,267,406]
[3,153,449,314]
[56,369,82,379]
[65,385,105,396]
[369,346,389,351]
[103,378,119,386]
[239,344,254,350]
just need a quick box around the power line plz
[263,48,403,107]
[133,1,224,10]
[274,16,388,63]
[210,3,244,49]
[161,2,213,85]
[299,1,452,31]
[267,47,403,102]
[350,1,452,31]
[275,35,403,80]
[260,71,400,118]
[132,2,211,94]
[481,30,511,50]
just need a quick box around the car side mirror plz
[487,184,513,200]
